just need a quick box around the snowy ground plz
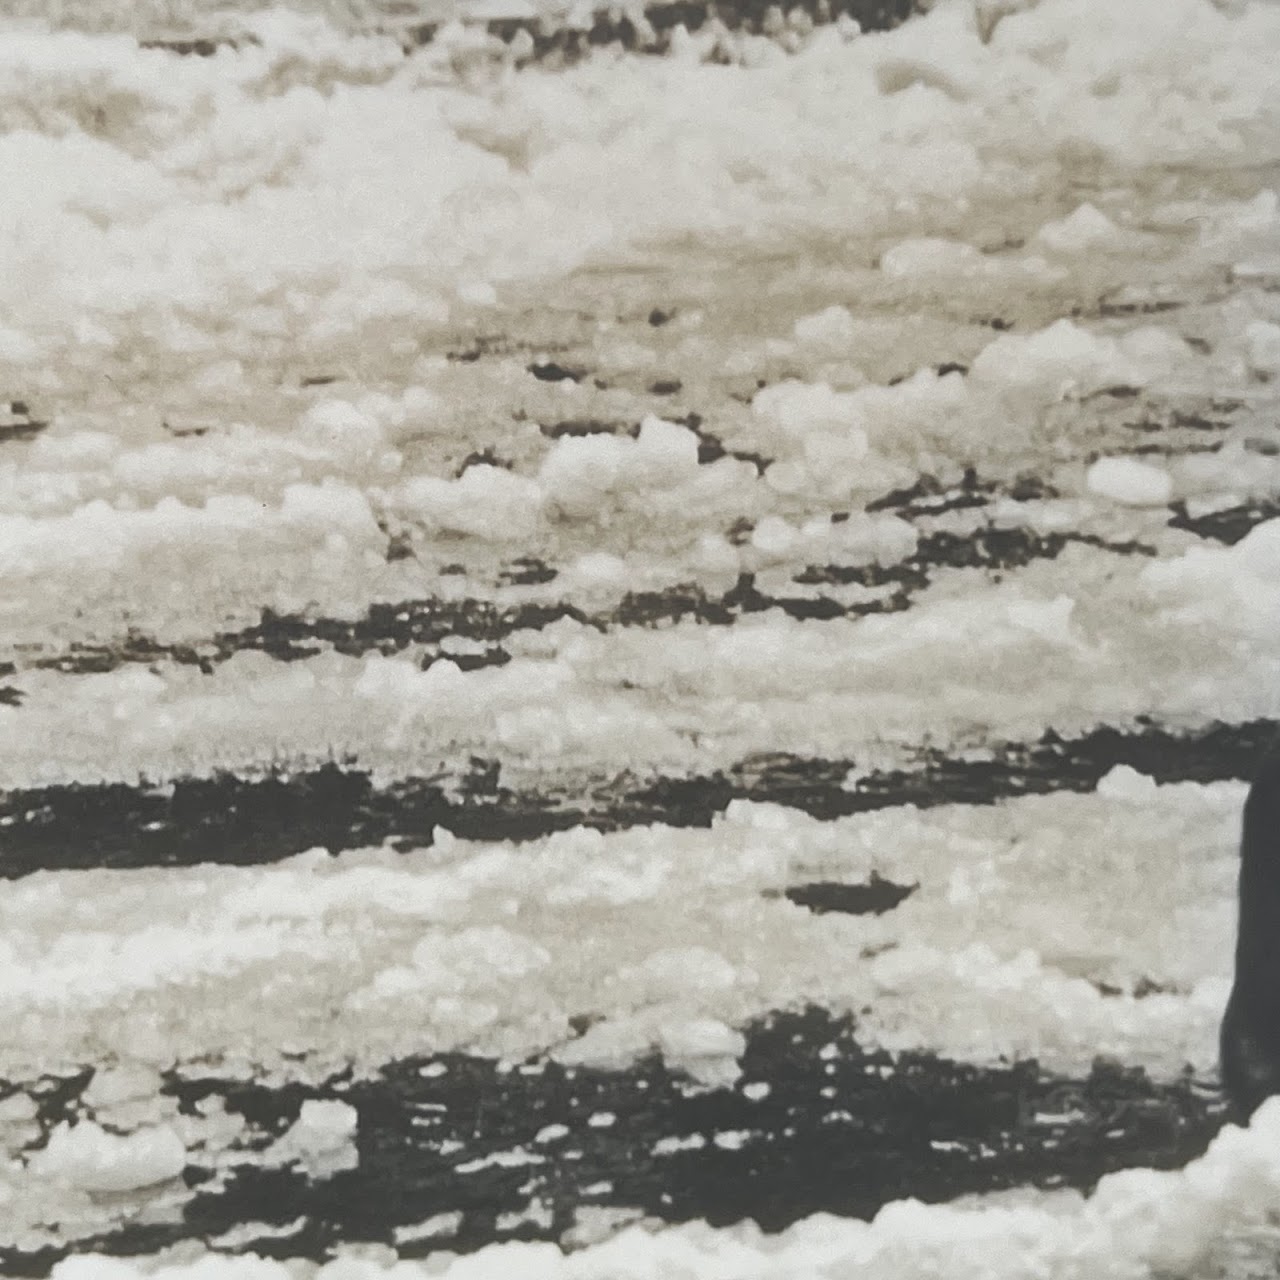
[2,0,1280,1274]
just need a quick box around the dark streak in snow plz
[138,36,244,56]
[1168,498,1280,546]
[865,468,1057,517]
[1095,299,1186,318]
[10,518,1152,679]
[27,599,602,676]
[0,719,1273,877]
[397,0,921,65]
[528,361,586,384]
[783,874,917,916]
[133,0,923,70]
[540,419,629,438]
[498,558,559,586]
[455,448,512,476]
[0,1009,1226,1274]
[0,401,48,444]
[796,526,1155,592]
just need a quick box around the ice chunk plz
[880,237,985,278]
[1141,517,1280,631]
[972,320,1130,395]
[635,947,737,992]
[33,1121,186,1193]
[396,466,543,541]
[538,432,630,517]
[1245,320,1280,376]
[752,380,866,441]
[659,1018,746,1063]
[83,1065,161,1110]
[264,1099,358,1179]
[1003,595,1077,645]
[0,328,43,363]
[297,399,385,464]
[793,304,856,349]
[395,1211,464,1245]
[634,416,700,474]
[1096,765,1160,803]
[565,551,629,590]
[1086,457,1173,506]
[750,515,798,557]
[1034,202,1120,254]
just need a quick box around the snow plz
[395,1211,465,1245]
[394,465,545,540]
[82,1064,164,1110]
[1245,320,1280,376]
[32,1120,187,1193]
[3,0,1280,1269]
[0,0,1273,407]
[1093,764,1161,804]
[9,512,1280,785]
[1085,457,1174,507]
[1142,518,1280,635]
[793,305,857,350]
[0,781,1243,1080]
[35,1103,1280,1277]
[1032,202,1121,255]
[969,320,1182,398]
[264,1100,359,1179]
[880,237,989,279]
[752,382,871,449]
